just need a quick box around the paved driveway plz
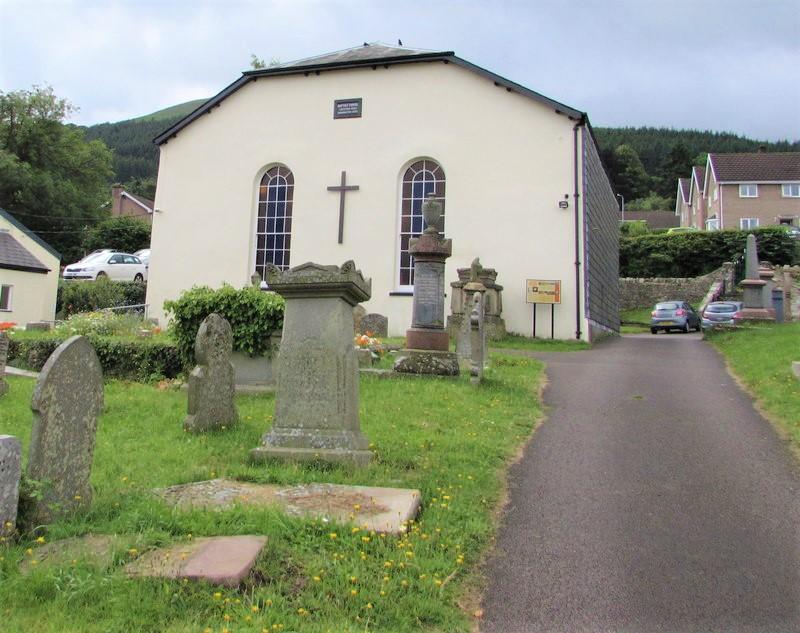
[482,334,800,633]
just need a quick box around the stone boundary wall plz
[619,265,732,310]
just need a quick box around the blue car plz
[650,301,702,334]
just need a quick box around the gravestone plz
[27,336,104,524]
[470,293,487,384]
[183,313,238,432]
[448,260,506,341]
[353,304,367,334]
[0,331,8,397]
[739,234,774,320]
[251,261,373,465]
[1,435,21,538]
[359,313,388,337]
[455,259,488,361]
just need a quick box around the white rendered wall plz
[147,61,589,340]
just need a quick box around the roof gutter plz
[573,117,586,340]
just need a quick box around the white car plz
[63,252,147,282]
[133,248,151,268]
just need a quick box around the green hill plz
[129,99,208,123]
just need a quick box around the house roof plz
[0,231,50,274]
[678,178,690,203]
[692,165,705,192]
[0,208,61,260]
[154,42,586,145]
[121,191,154,213]
[709,152,800,183]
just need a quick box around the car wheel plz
[96,271,107,280]
[683,323,690,334]
[134,273,144,283]
[650,328,658,334]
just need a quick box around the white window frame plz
[706,218,720,231]
[254,164,294,278]
[713,187,718,201]
[739,217,760,230]
[0,284,12,311]
[781,183,800,198]
[739,184,758,198]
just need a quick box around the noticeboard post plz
[526,279,561,339]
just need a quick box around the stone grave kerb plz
[251,261,374,465]
[28,336,103,523]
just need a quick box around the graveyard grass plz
[0,353,543,633]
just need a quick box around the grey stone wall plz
[582,127,620,335]
[619,269,722,310]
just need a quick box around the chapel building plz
[146,43,619,340]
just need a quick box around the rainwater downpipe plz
[572,121,583,340]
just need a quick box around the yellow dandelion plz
[312,576,321,582]
[365,603,373,609]
[213,592,222,600]
[223,613,232,622]
[251,605,260,612]
[36,536,46,544]
[329,532,337,539]
[73,495,82,501]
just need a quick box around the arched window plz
[399,159,445,286]
[255,165,293,277]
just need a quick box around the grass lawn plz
[490,333,590,352]
[0,352,543,633]
[620,308,652,334]
[707,322,800,447]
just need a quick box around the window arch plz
[255,164,294,277]
[399,159,445,286]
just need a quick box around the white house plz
[147,43,619,341]
[0,208,61,326]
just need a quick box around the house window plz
[739,184,758,197]
[0,285,11,311]
[255,164,294,278]
[706,218,720,231]
[781,184,800,197]
[398,159,445,287]
[740,218,759,230]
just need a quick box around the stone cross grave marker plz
[0,331,9,397]
[27,336,104,524]
[1,435,21,538]
[183,313,238,432]
[251,261,373,465]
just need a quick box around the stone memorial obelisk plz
[739,234,774,320]
[395,194,459,376]
[251,261,373,465]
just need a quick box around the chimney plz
[111,184,123,216]
[758,145,767,153]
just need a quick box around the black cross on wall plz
[327,171,360,244]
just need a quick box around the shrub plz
[620,227,796,277]
[58,279,147,317]
[82,216,151,254]
[619,220,649,236]
[164,285,284,362]
[8,335,183,381]
[54,311,155,337]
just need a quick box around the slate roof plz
[0,231,50,273]
[125,191,154,210]
[678,178,690,202]
[154,42,586,145]
[0,208,61,260]
[692,165,705,192]
[709,152,800,183]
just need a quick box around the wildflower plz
[36,536,46,544]
[213,592,222,600]
[350,589,358,596]
[265,599,273,606]
[349,576,357,583]
[74,495,82,501]
[400,579,408,587]
[251,605,260,612]
[223,614,232,622]
[365,603,373,610]
[351,527,360,533]
[329,532,337,539]
[361,536,370,543]
[128,548,138,557]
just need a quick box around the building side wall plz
[719,183,800,229]
[148,62,590,339]
[582,128,619,337]
[706,170,721,226]
[678,198,691,227]
[690,184,706,229]
[116,198,153,224]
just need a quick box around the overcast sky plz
[1,0,798,140]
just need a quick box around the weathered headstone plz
[739,234,775,320]
[470,293,486,384]
[356,347,373,368]
[353,304,367,334]
[250,271,262,287]
[448,259,506,341]
[27,336,103,524]
[0,435,21,538]
[183,313,238,432]
[251,261,373,465]
[455,258,488,361]
[395,194,459,376]
[359,313,388,337]
[0,331,9,397]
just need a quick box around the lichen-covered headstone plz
[183,313,238,432]
[0,435,21,538]
[359,313,388,337]
[0,331,9,397]
[27,336,103,524]
[469,293,486,384]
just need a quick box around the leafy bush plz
[57,279,146,317]
[82,216,151,253]
[164,285,284,362]
[8,335,183,381]
[54,311,156,337]
[619,220,649,236]
[620,227,796,277]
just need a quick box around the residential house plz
[111,185,154,224]
[688,165,706,229]
[675,177,691,226]
[0,208,61,326]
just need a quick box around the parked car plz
[62,252,147,282]
[650,300,701,334]
[782,226,800,240]
[701,301,744,329]
[133,248,150,268]
[666,227,700,235]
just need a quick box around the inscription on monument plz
[414,262,445,328]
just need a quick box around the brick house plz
[675,177,691,226]
[701,152,800,230]
[688,166,706,229]
[111,185,154,224]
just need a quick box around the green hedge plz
[620,228,796,278]
[8,335,184,382]
[57,279,147,317]
[164,285,285,363]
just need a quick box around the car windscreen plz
[655,303,680,310]
[80,254,108,264]
[706,304,738,313]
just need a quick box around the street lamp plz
[616,193,625,222]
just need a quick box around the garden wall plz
[619,264,733,310]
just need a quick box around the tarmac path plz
[482,333,800,633]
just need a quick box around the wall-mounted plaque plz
[334,98,362,119]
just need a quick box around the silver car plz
[701,301,744,329]
[650,301,702,334]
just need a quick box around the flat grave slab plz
[155,479,421,534]
[125,535,267,587]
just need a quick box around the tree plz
[0,85,113,262]
[123,176,157,200]
[250,54,266,70]
[83,216,151,254]
[611,144,651,201]
[656,141,693,200]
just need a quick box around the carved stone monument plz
[359,313,388,338]
[251,261,373,465]
[469,293,486,384]
[448,260,506,342]
[395,195,459,376]
[0,331,8,397]
[739,234,775,320]
[453,258,489,361]
[1,435,21,538]
[27,336,104,523]
[183,313,238,432]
